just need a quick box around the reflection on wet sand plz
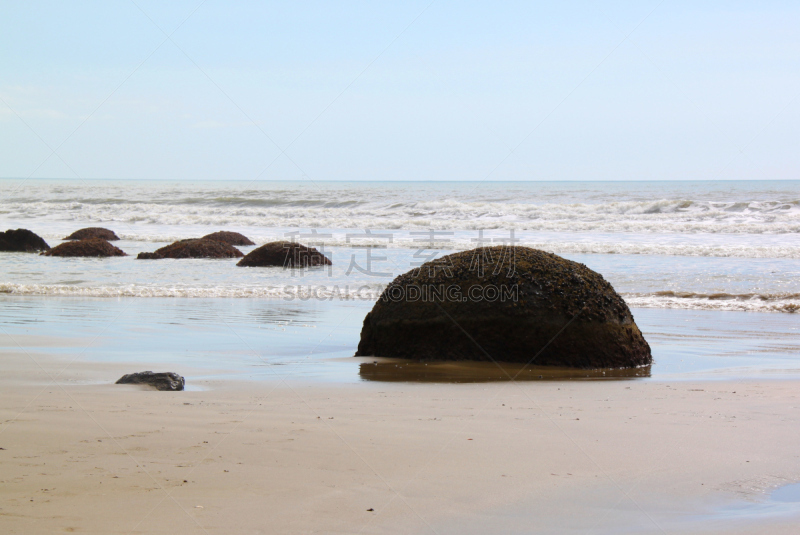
[358,358,651,383]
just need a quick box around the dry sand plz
[2,349,800,534]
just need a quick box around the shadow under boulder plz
[355,246,651,369]
[64,227,120,241]
[201,231,255,246]
[116,371,185,391]
[137,238,244,259]
[0,229,50,252]
[358,359,651,383]
[43,238,126,257]
[237,241,331,267]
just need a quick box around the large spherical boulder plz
[0,229,50,252]
[237,241,331,267]
[355,246,651,369]
[201,231,255,246]
[64,227,120,241]
[137,238,244,259]
[43,238,126,257]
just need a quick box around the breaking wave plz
[624,291,800,314]
[5,198,799,234]
[2,179,800,236]
[2,283,798,313]
[20,233,800,260]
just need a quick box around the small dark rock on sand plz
[201,231,255,246]
[136,238,244,259]
[237,241,331,268]
[116,371,185,391]
[43,238,127,257]
[355,246,651,369]
[64,227,120,241]
[0,229,50,252]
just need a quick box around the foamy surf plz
[624,292,800,314]
[27,234,800,259]
[2,180,799,238]
[0,283,385,300]
[6,199,800,235]
[2,283,798,313]
[3,179,799,314]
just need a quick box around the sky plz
[1,0,799,182]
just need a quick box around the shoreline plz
[3,298,800,385]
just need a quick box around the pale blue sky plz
[1,1,799,181]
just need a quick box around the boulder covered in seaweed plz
[355,246,651,369]
[136,238,244,259]
[236,241,331,268]
[43,238,126,257]
[64,227,120,241]
[201,231,255,246]
[0,229,50,252]
[136,252,162,260]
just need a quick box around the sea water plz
[1,178,798,381]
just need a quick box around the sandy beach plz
[2,343,800,534]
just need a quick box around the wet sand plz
[3,296,800,384]
[2,348,800,534]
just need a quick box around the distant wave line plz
[29,234,800,259]
[2,283,797,313]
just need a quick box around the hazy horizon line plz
[2,177,798,183]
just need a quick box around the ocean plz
[1,178,799,381]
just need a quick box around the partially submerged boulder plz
[0,229,50,252]
[116,371,185,391]
[136,252,162,260]
[64,227,120,241]
[201,231,255,246]
[136,238,244,259]
[43,238,126,257]
[237,241,331,268]
[355,246,651,369]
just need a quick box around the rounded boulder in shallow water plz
[0,229,50,252]
[201,231,255,246]
[64,227,120,241]
[43,238,126,257]
[355,246,651,369]
[237,241,331,267]
[137,238,244,259]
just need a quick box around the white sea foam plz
[3,180,800,314]
[23,233,800,259]
[624,292,800,313]
[2,283,798,313]
[525,241,800,259]
[6,198,800,235]
[3,179,800,237]
[0,283,384,300]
